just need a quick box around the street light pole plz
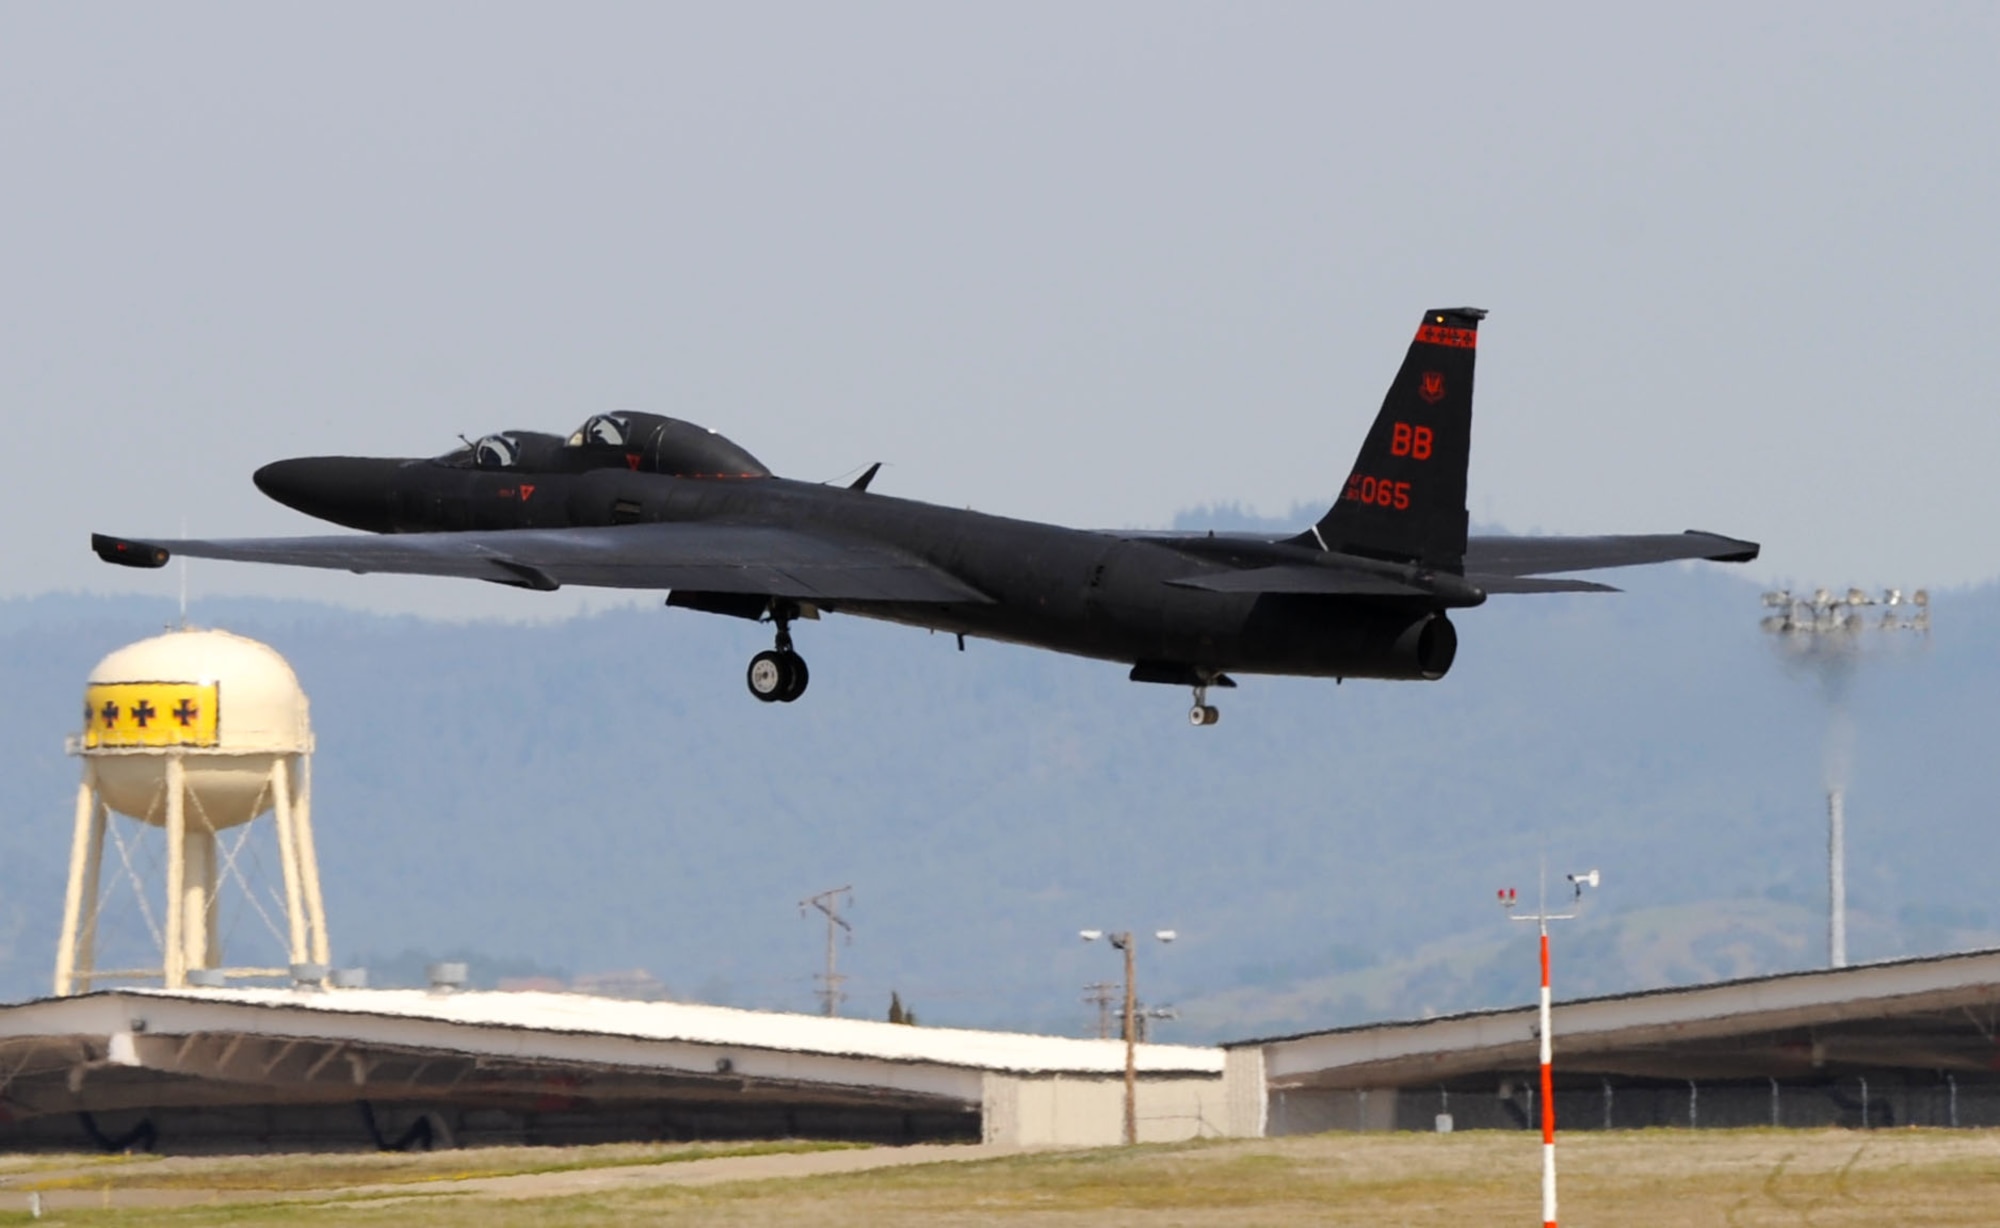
[1501,863,1598,1228]
[1760,586,1930,968]
[1827,788,1846,968]
[1080,927,1176,1145]
[1121,935,1137,1143]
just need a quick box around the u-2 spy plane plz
[95,308,1757,725]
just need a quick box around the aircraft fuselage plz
[96,309,1758,721]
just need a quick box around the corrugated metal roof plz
[1226,946,2000,1050]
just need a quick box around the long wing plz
[1463,529,1758,577]
[92,525,992,604]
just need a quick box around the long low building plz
[15,950,2000,1151]
[0,989,1228,1152]
[1225,948,2000,1135]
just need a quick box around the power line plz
[1082,981,1119,1039]
[800,885,852,1017]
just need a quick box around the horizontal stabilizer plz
[1470,575,1620,594]
[1464,530,1759,577]
[91,525,992,605]
[1164,565,1433,597]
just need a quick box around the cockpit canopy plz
[431,430,568,472]
[473,431,567,471]
[564,412,771,478]
[432,414,772,478]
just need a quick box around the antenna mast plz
[800,885,853,1017]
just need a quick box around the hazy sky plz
[5,4,1995,618]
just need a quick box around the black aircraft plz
[95,308,1757,725]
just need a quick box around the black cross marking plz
[173,699,199,727]
[83,701,94,727]
[99,701,119,726]
[131,700,156,728]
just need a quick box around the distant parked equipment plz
[56,628,331,993]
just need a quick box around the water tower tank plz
[82,628,313,828]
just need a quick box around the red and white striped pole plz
[1500,867,1597,1228]
[1538,926,1557,1228]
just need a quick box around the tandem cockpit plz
[431,413,772,479]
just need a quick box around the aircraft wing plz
[92,525,993,604]
[1463,530,1759,577]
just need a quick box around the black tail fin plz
[1293,307,1483,570]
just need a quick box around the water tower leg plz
[76,798,108,992]
[293,755,332,966]
[182,826,219,975]
[163,754,187,989]
[54,775,106,997]
[269,758,309,966]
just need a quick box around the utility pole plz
[800,886,852,1017]
[1082,981,1120,1040]
[1080,927,1176,1145]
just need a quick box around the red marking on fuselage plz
[1418,371,1445,403]
[625,453,642,470]
[519,484,535,500]
[1415,324,1477,349]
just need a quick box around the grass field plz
[0,1129,1997,1225]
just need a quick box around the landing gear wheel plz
[1188,680,1222,727]
[748,651,788,702]
[777,650,809,702]
[748,649,810,703]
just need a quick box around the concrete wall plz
[1222,1046,1267,1138]
[980,1074,1231,1146]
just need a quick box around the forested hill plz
[1,538,1990,1042]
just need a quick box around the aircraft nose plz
[253,457,402,531]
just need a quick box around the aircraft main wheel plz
[747,651,788,702]
[1203,705,1221,725]
[778,651,809,702]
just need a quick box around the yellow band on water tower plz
[82,683,220,749]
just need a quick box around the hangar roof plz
[0,988,1223,1127]
[82,987,1223,1076]
[1230,947,2000,1088]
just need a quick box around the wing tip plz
[92,533,171,569]
[1684,529,1761,564]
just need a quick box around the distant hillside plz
[1,536,1991,1042]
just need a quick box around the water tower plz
[55,628,331,993]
